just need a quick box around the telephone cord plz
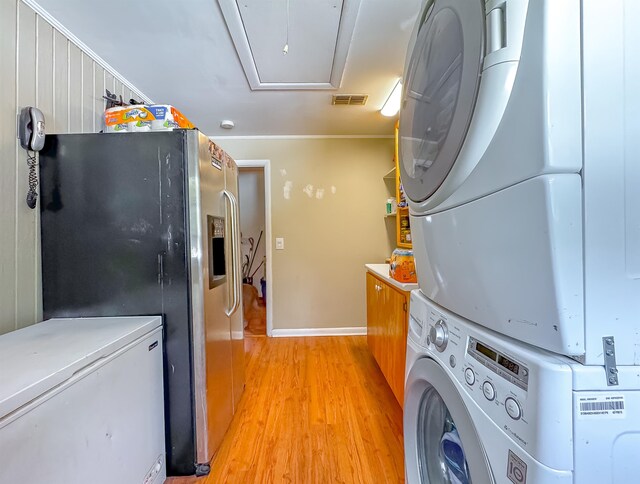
[26,150,38,209]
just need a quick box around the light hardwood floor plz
[169,335,404,484]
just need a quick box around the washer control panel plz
[467,337,529,391]
[410,291,529,430]
[461,336,529,427]
[407,290,575,466]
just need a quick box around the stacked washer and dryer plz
[400,0,640,483]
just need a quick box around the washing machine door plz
[405,357,493,483]
[399,0,484,204]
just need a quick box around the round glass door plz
[404,357,493,484]
[399,0,484,203]
[417,386,473,483]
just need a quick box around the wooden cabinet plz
[366,272,409,406]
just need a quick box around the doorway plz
[237,160,272,337]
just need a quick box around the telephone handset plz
[19,107,46,151]
[18,107,45,209]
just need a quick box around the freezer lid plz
[0,316,162,419]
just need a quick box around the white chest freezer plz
[0,316,166,484]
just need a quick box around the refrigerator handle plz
[223,189,241,316]
[231,190,243,316]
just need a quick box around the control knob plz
[505,397,522,420]
[429,319,449,352]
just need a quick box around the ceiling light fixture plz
[283,0,290,55]
[220,120,235,129]
[381,79,402,117]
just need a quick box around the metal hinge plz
[603,336,619,386]
[403,302,408,313]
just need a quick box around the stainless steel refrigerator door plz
[224,159,246,412]
[186,131,234,465]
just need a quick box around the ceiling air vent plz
[331,94,368,106]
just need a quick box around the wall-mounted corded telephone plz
[19,107,45,151]
[18,107,45,209]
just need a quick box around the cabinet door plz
[381,283,408,405]
[366,272,380,361]
[367,272,409,406]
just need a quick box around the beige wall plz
[0,0,148,335]
[218,138,396,331]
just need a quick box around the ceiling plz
[34,0,422,136]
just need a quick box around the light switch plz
[275,237,285,250]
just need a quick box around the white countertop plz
[365,264,419,292]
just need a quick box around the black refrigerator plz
[39,129,245,476]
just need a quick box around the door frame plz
[236,159,273,337]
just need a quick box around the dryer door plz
[399,0,484,203]
[405,357,494,483]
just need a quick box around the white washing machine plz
[399,0,640,364]
[405,290,640,484]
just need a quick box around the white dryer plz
[399,0,640,364]
[404,290,640,484]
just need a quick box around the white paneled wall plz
[0,0,150,335]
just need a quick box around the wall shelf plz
[383,167,396,181]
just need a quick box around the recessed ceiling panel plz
[238,0,342,84]
[218,0,361,90]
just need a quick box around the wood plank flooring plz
[169,335,404,483]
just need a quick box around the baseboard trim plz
[271,327,367,337]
